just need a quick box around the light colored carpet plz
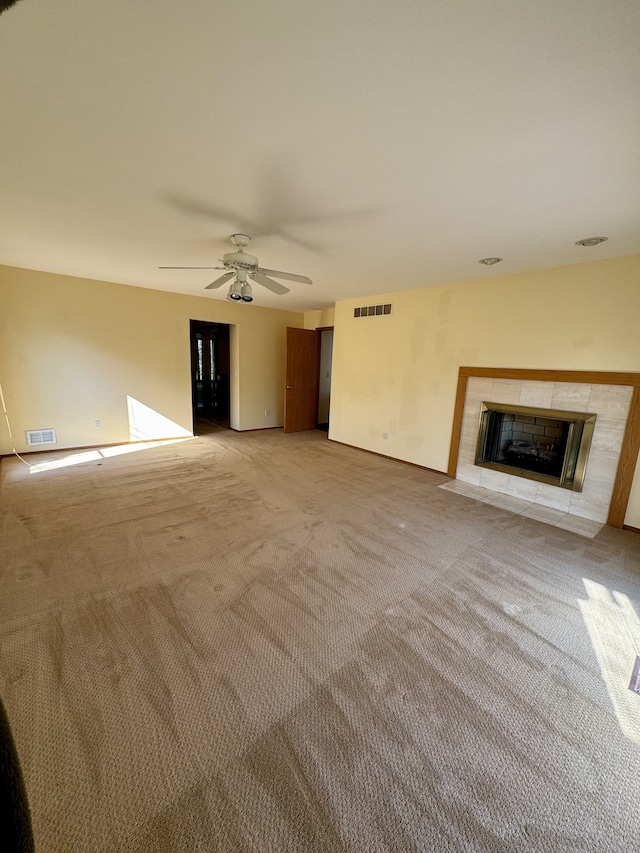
[1,428,639,852]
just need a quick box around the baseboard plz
[623,524,640,535]
[231,426,284,432]
[327,438,447,476]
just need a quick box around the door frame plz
[316,326,334,430]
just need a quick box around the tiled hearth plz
[439,478,604,537]
[449,376,634,528]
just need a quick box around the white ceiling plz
[1,0,639,312]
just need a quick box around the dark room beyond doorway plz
[190,320,230,432]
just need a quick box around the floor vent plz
[26,428,57,446]
[354,304,392,318]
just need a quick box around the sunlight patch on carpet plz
[579,579,640,745]
[28,438,193,473]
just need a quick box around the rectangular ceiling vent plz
[26,428,57,446]
[354,304,392,318]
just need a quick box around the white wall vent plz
[26,428,57,446]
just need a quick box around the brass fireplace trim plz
[447,368,640,528]
[474,402,597,492]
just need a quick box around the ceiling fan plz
[159,233,312,302]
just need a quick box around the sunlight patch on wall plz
[579,579,640,746]
[127,396,192,441]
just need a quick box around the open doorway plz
[190,320,230,433]
[317,328,333,431]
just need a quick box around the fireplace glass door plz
[475,402,596,491]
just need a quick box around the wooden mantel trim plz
[448,367,640,529]
[608,387,640,527]
[447,372,469,478]
[457,366,640,386]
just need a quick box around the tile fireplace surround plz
[448,368,640,528]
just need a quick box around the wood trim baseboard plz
[623,524,640,535]
[233,426,283,432]
[450,367,640,529]
[328,438,447,477]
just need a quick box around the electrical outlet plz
[94,419,102,429]
[265,409,270,417]
[382,431,389,439]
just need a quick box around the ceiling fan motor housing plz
[222,251,258,269]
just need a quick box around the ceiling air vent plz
[354,304,392,318]
[26,428,57,446]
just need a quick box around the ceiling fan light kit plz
[227,280,242,301]
[160,233,312,303]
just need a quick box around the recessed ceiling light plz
[575,236,608,247]
[479,257,503,265]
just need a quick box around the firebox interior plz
[475,402,597,491]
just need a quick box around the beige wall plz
[0,265,304,453]
[329,254,640,527]
[304,308,335,330]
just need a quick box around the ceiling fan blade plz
[163,192,257,232]
[258,268,312,285]
[159,265,226,269]
[205,272,234,290]
[251,272,290,295]
[163,187,327,252]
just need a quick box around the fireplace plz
[450,371,637,525]
[475,402,596,491]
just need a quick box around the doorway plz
[317,328,333,431]
[283,326,334,434]
[190,320,230,431]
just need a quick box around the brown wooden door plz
[284,327,319,433]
